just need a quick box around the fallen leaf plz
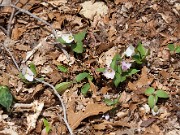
[128,66,154,91]
[140,118,156,127]
[80,1,108,20]
[67,101,112,129]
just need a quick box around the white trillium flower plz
[61,33,74,43]
[22,66,34,82]
[102,114,110,120]
[103,67,115,79]
[151,106,159,116]
[124,45,135,57]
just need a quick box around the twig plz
[7,6,15,37]
[34,78,73,135]
[0,26,7,35]
[3,39,20,72]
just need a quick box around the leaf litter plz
[0,0,180,134]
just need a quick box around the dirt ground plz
[0,0,180,135]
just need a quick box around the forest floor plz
[0,0,180,135]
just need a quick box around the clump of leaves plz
[145,87,169,109]
[55,72,93,96]
[110,54,139,87]
[132,42,149,64]
[19,63,37,83]
[97,43,149,87]
[57,30,87,53]
[75,72,93,96]
[0,85,13,111]
[168,44,180,54]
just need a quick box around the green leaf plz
[57,65,68,73]
[71,41,83,53]
[175,46,180,53]
[87,75,93,81]
[110,54,121,71]
[29,63,37,75]
[155,90,169,98]
[104,98,118,106]
[75,72,89,82]
[113,73,126,87]
[168,44,175,51]
[126,69,139,77]
[154,94,158,104]
[81,83,90,96]
[145,87,155,96]
[43,118,51,133]
[0,86,13,111]
[96,68,106,72]
[136,42,148,58]
[55,82,73,93]
[73,30,86,43]
[113,73,121,87]
[19,72,26,80]
[132,54,142,64]
[56,37,67,44]
[148,95,156,109]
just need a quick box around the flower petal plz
[124,45,135,57]
[121,61,132,71]
[103,67,115,79]
[61,34,74,43]
[22,66,34,82]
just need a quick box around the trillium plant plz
[145,87,169,115]
[98,43,149,87]
[19,63,37,83]
[57,30,87,53]
[22,66,34,82]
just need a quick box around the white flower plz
[151,106,159,116]
[103,67,115,79]
[124,45,135,57]
[22,66,34,82]
[61,33,74,43]
[102,114,110,120]
[121,61,132,71]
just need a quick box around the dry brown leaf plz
[12,25,26,40]
[115,0,129,5]
[0,72,9,86]
[128,66,154,91]
[47,70,62,84]
[160,70,171,80]
[119,91,131,104]
[80,1,108,20]
[93,120,131,130]
[15,44,31,51]
[67,101,112,129]
[46,0,67,6]
[140,118,156,127]
[33,53,47,65]
[100,86,109,94]
[88,79,97,97]
[99,46,119,67]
